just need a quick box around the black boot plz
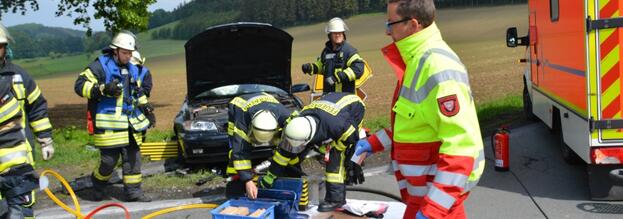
[318,200,345,212]
[126,193,152,202]
[92,187,109,201]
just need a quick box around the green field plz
[34,4,529,131]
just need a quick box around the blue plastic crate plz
[211,199,276,219]
[256,189,298,218]
[259,177,306,206]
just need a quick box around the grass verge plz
[34,128,177,170]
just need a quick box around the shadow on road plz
[478,122,592,201]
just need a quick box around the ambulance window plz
[550,0,559,22]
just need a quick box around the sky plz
[1,0,188,31]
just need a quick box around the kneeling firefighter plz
[0,23,55,218]
[225,92,294,199]
[74,31,152,202]
[260,92,366,212]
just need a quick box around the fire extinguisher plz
[491,127,510,171]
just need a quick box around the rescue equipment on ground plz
[492,126,510,171]
[39,169,218,219]
[139,141,178,161]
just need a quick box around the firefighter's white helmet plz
[325,17,349,33]
[284,116,317,147]
[110,31,136,51]
[251,110,279,144]
[130,51,145,65]
[0,24,12,44]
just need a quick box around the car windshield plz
[195,84,288,99]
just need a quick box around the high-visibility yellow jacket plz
[368,23,485,219]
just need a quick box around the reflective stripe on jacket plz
[300,92,365,152]
[312,41,365,93]
[226,93,293,182]
[0,63,53,140]
[95,55,149,132]
[369,23,484,219]
[74,55,149,148]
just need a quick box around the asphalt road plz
[38,122,623,218]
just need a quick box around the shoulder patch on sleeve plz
[438,94,460,117]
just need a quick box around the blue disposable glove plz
[416,211,429,219]
[354,139,373,156]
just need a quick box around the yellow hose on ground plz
[141,203,218,219]
[40,169,85,219]
[40,169,219,219]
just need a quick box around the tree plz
[0,0,156,35]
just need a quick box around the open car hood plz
[184,22,293,100]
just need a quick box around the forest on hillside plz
[9,24,111,59]
[9,0,527,59]
[150,0,527,40]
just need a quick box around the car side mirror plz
[506,27,518,47]
[506,27,529,48]
[292,83,310,93]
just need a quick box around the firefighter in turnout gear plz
[225,93,294,200]
[353,1,485,218]
[260,93,365,212]
[0,23,54,218]
[74,31,152,202]
[130,51,155,140]
[301,17,366,94]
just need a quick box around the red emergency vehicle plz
[507,0,623,200]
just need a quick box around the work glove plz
[354,139,373,156]
[301,63,314,75]
[37,137,54,160]
[324,75,337,86]
[100,79,123,97]
[416,211,429,219]
[345,161,365,185]
[258,172,277,189]
[142,103,156,128]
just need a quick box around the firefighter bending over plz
[260,92,365,212]
[225,92,294,199]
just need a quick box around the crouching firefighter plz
[260,92,366,212]
[74,31,151,202]
[0,23,54,218]
[225,93,294,200]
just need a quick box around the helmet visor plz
[252,129,276,144]
[285,134,308,148]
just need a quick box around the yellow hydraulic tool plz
[139,142,179,161]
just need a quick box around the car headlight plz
[185,121,218,131]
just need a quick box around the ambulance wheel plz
[523,77,537,121]
[560,134,583,165]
